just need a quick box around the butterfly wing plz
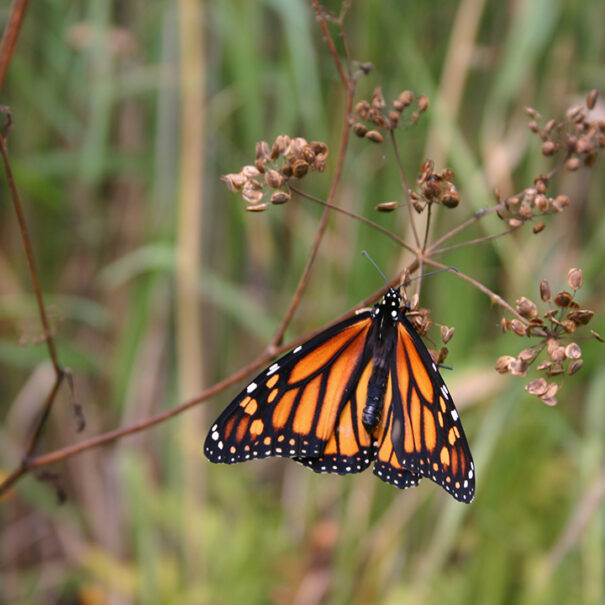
[204,312,373,463]
[386,316,475,502]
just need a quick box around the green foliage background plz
[1,1,604,604]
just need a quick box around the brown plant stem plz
[0,0,30,96]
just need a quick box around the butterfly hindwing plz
[387,317,475,502]
[204,312,373,464]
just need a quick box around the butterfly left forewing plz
[204,313,373,464]
[388,318,475,502]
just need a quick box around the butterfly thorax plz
[362,288,401,430]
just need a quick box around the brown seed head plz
[509,358,528,377]
[553,291,573,307]
[375,201,399,212]
[518,348,538,362]
[542,140,557,155]
[222,172,246,192]
[442,185,460,208]
[534,194,549,212]
[245,202,269,212]
[417,95,430,113]
[590,329,604,342]
[242,187,264,205]
[265,169,284,189]
[564,342,582,359]
[552,194,570,212]
[292,160,309,179]
[365,130,384,143]
[568,359,584,375]
[355,100,370,121]
[568,310,594,326]
[270,191,290,205]
[371,87,386,109]
[586,89,598,110]
[516,297,538,319]
[565,157,580,171]
[495,355,515,374]
[533,222,546,234]
[440,325,455,344]
[545,119,556,133]
[393,99,405,112]
[399,90,414,107]
[388,110,400,127]
[256,140,271,161]
[508,218,523,228]
[510,319,527,336]
[525,378,548,396]
[567,267,583,291]
[539,280,551,302]
[528,120,540,133]
[525,106,542,119]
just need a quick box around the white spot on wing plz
[451,409,459,421]
[441,384,449,398]
[211,431,219,441]
[293,345,302,354]
[267,363,279,376]
[246,382,257,393]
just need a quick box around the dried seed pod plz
[242,188,264,205]
[281,164,293,178]
[375,201,399,212]
[543,382,559,398]
[524,106,542,119]
[525,378,548,396]
[567,267,583,290]
[508,218,523,228]
[518,348,538,362]
[534,194,549,212]
[365,130,384,143]
[417,95,430,113]
[436,347,448,363]
[440,325,455,344]
[553,291,573,307]
[536,360,552,371]
[399,90,414,107]
[270,191,290,204]
[533,222,545,234]
[428,348,439,364]
[510,319,527,336]
[565,157,580,171]
[550,345,566,363]
[388,110,400,127]
[509,358,528,377]
[516,297,538,319]
[545,119,556,133]
[553,195,570,211]
[370,109,387,128]
[568,359,584,375]
[528,120,540,133]
[408,293,420,311]
[542,141,557,155]
[540,395,558,406]
[519,201,533,219]
[442,187,460,208]
[500,317,508,333]
[256,140,271,161]
[355,100,371,120]
[245,202,269,212]
[539,279,551,302]
[353,122,368,137]
[309,141,328,159]
[242,165,260,178]
[371,86,386,109]
[586,89,598,110]
[566,310,593,327]
[222,172,246,192]
[292,160,309,178]
[495,355,515,374]
[254,158,265,173]
[265,169,284,189]
[590,329,604,342]
[393,99,405,112]
[564,342,582,359]
[562,319,576,333]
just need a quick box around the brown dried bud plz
[265,169,284,189]
[553,291,573,307]
[516,297,538,319]
[270,191,290,205]
[542,140,558,155]
[518,348,538,362]
[519,201,534,219]
[540,395,558,406]
[417,95,430,113]
[549,345,566,363]
[508,218,523,228]
[375,201,399,212]
[537,361,552,371]
[495,355,515,374]
[534,194,549,212]
[525,106,542,119]
[309,141,328,159]
[256,140,271,161]
[353,122,368,137]
[271,135,292,159]
[292,160,309,178]
[510,319,527,336]
[222,172,246,192]
[590,329,604,342]
[500,317,508,333]
[535,179,547,194]
[388,110,400,127]
[533,222,546,234]
[242,188,264,205]
[242,165,261,178]
[370,109,387,128]
[281,164,293,178]
[565,157,580,171]
[355,100,371,120]
[568,359,584,375]
[562,319,576,334]
[245,202,269,212]
[539,279,551,302]
[525,378,548,396]
[254,158,266,173]
[441,325,455,344]
[399,90,414,107]
[528,120,540,133]
[365,130,384,143]
[442,188,461,208]
[509,358,528,377]
[564,342,582,359]
[568,310,594,326]
[553,195,570,213]
[371,87,386,109]
[393,99,405,112]
[586,89,598,110]
[567,267,583,291]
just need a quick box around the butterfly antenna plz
[361,250,390,287]
[402,266,459,287]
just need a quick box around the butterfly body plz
[205,287,475,502]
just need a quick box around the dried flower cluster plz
[221,135,328,212]
[494,90,604,234]
[352,87,429,144]
[496,268,600,406]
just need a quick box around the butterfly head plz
[373,287,402,322]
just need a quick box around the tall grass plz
[1,1,604,604]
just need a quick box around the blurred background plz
[1,1,604,603]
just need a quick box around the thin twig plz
[430,224,520,255]
[0,0,30,96]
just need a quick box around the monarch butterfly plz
[204,286,475,502]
